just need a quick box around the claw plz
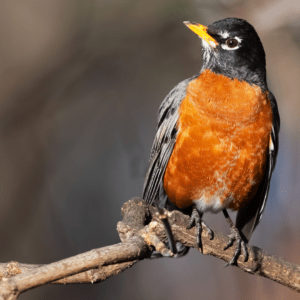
[223,226,248,267]
[186,208,214,251]
[187,208,202,248]
[154,204,177,256]
[222,209,248,266]
[242,240,249,262]
[202,221,214,240]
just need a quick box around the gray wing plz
[142,77,194,207]
[236,91,280,242]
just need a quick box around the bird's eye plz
[226,38,239,48]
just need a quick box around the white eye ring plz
[221,36,242,51]
[226,38,238,48]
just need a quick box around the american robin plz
[143,18,280,265]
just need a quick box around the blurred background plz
[0,0,300,299]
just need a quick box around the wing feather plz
[143,77,194,206]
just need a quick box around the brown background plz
[1,0,300,299]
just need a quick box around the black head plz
[185,18,267,90]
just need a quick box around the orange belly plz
[163,69,273,212]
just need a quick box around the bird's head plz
[184,18,267,90]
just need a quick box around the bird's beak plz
[184,21,218,48]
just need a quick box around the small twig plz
[0,261,137,285]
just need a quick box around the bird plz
[142,18,280,265]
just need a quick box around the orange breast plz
[163,69,273,211]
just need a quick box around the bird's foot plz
[223,225,248,266]
[187,208,214,251]
[150,209,189,259]
[156,209,177,256]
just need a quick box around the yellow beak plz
[184,21,218,48]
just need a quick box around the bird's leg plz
[155,203,177,256]
[222,209,249,266]
[187,207,214,251]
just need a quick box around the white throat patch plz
[201,39,212,62]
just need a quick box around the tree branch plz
[0,197,299,299]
